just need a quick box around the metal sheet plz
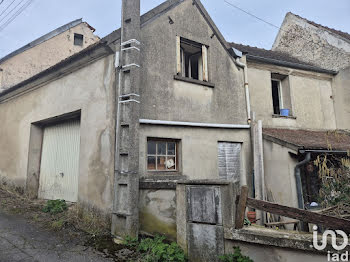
[38,120,80,202]
[218,142,241,182]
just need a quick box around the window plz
[271,79,282,115]
[271,73,292,116]
[176,36,208,82]
[74,33,84,46]
[147,139,178,171]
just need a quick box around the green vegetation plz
[42,199,68,214]
[219,247,254,262]
[123,235,186,262]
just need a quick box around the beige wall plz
[333,66,350,130]
[0,22,99,90]
[263,139,298,209]
[139,125,252,183]
[248,63,336,130]
[0,54,115,213]
[139,0,248,125]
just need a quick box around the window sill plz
[174,75,215,88]
[272,114,297,119]
[140,175,187,190]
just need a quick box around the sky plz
[0,0,349,58]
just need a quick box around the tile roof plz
[263,128,350,151]
[230,42,336,74]
[289,12,350,43]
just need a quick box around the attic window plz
[74,33,84,46]
[176,37,208,82]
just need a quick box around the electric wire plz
[0,0,16,19]
[0,0,26,24]
[0,0,33,32]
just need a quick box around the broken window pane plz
[147,140,156,155]
[147,156,156,170]
[157,156,166,170]
[166,157,176,170]
[157,142,166,155]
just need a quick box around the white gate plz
[38,120,80,202]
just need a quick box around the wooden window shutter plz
[176,36,181,75]
[202,45,208,82]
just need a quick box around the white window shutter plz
[202,45,208,82]
[176,36,181,75]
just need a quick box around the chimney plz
[112,0,142,238]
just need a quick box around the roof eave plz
[246,55,338,75]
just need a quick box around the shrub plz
[219,247,253,262]
[42,199,68,214]
[124,235,186,262]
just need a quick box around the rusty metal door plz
[38,120,80,202]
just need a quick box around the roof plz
[230,42,337,75]
[0,18,95,64]
[263,128,350,151]
[288,12,350,43]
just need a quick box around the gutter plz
[246,55,337,75]
[139,119,250,129]
[234,57,251,124]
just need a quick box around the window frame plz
[146,138,180,173]
[271,78,284,114]
[176,36,209,82]
[74,33,84,46]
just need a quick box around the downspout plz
[294,152,311,209]
[234,57,251,124]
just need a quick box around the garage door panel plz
[39,120,80,202]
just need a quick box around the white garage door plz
[39,120,80,202]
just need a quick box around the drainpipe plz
[294,153,311,209]
[234,57,251,124]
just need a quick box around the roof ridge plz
[287,12,350,41]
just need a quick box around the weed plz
[219,247,253,262]
[123,235,139,248]
[42,199,67,214]
[50,218,65,231]
[137,235,186,262]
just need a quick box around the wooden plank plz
[247,197,350,232]
[265,221,298,226]
[235,186,248,229]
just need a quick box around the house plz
[0,19,99,91]
[231,37,350,214]
[0,0,253,240]
[272,12,350,72]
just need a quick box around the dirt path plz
[0,210,113,262]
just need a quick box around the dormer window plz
[176,37,208,82]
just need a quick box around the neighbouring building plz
[231,39,350,214]
[0,19,99,91]
[272,12,350,72]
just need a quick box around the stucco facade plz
[272,12,350,71]
[0,49,116,214]
[0,21,99,91]
[333,66,350,130]
[247,61,336,130]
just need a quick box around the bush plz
[42,199,68,214]
[219,247,253,262]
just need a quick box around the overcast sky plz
[0,0,349,58]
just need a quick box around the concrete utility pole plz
[112,0,141,238]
